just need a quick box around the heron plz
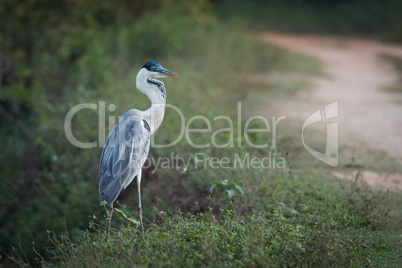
[99,61,179,239]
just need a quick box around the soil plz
[260,33,402,190]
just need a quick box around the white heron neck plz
[136,69,167,135]
[142,102,165,135]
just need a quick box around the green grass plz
[381,54,402,93]
[215,0,402,42]
[385,86,402,94]
[272,52,322,75]
[37,168,400,267]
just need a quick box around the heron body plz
[99,61,179,238]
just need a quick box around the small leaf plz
[210,184,217,193]
[234,185,244,195]
[226,189,234,198]
[114,208,140,226]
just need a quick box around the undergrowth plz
[38,173,395,267]
[382,54,402,93]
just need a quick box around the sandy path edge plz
[259,33,402,190]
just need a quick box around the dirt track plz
[260,33,402,190]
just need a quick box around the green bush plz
[44,180,390,267]
[216,0,402,42]
[0,0,212,262]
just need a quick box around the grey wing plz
[99,111,151,205]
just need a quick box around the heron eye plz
[151,67,155,71]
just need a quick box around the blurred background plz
[1,0,402,265]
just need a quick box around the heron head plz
[142,61,180,78]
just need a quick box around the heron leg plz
[137,170,144,236]
[105,203,113,241]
